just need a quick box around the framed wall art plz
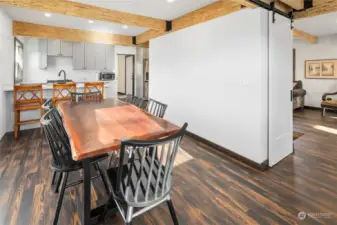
[305,60,337,79]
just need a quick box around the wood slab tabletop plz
[57,98,180,161]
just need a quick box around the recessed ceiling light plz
[44,12,51,17]
[167,0,176,2]
[122,25,128,29]
[88,20,94,24]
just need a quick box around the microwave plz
[98,72,115,81]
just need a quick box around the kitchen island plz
[2,80,117,132]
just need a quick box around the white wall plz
[150,8,269,164]
[294,35,337,107]
[0,9,14,139]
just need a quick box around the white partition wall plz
[149,8,293,167]
[150,8,269,164]
[268,13,293,166]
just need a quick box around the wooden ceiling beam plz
[294,0,337,19]
[292,28,318,44]
[1,0,166,31]
[279,0,304,10]
[136,0,241,44]
[13,21,134,46]
[228,0,257,8]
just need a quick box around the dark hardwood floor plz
[0,109,336,225]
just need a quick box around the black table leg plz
[83,158,91,225]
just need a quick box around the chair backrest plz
[84,82,104,99]
[41,108,76,169]
[52,83,77,105]
[14,84,43,106]
[146,98,167,118]
[42,98,55,113]
[70,91,102,103]
[123,95,144,108]
[116,123,188,207]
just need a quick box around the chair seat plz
[51,153,109,172]
[106,155,171,207]
[15,103,41,111]
[321,100,337,108]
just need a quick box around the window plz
[14,38,24,84]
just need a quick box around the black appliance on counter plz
[99,72,115,81]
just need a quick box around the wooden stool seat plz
[14,84,44,139]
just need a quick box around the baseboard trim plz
[304,106,321,110]
[185,131,269,171]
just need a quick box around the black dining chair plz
[41,108,110,225]
[123,94,144,108]
[146,98,168,118]
[70,91,102,103]
[100,123,188,225]
[42,98,55,113]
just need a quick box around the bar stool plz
[52,83,77,105]
[13,84,44,139]
[84,82,104,99]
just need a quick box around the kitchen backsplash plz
[23,38,102,83]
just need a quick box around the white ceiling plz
[1,6,148,36]
[294,12,337,37]
[72,0,218,20]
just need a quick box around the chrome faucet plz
[58,70,67,83]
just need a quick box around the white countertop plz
[2,80,116,92]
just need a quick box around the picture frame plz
[305,60,337,79]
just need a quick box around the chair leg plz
[14,110,19,139]
[94,162,110,194]
[167,200,179,225]
[51,171,57,186]
[53,172,69,225]
[54,172,63,193]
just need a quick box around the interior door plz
[268,13,293,167]
[118,55,126,94]
[125,55,134,95]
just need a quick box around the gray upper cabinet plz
[105,45,115,72]
[72,42,85,70]
[95,44,106,70]
[47,39,73,56]
[38,39,48,70]
[47,39,60,56]
[60,41,73,57]
[85,43,96,70]
[95,44,115,72]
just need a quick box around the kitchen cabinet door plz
[106,45,115,72]
[95,44,106,70]
[72,42,85,70]
[85,43,96,70]
[47,39,61,56]
[38,39,48,70]
[61,40,73,57]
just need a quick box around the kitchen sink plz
[47,79,73,84]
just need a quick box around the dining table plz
[57,98,180,225]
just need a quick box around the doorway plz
[117,54,135,96]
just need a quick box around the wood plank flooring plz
[0,109,336,225]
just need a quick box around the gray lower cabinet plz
[72,42,85,70]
